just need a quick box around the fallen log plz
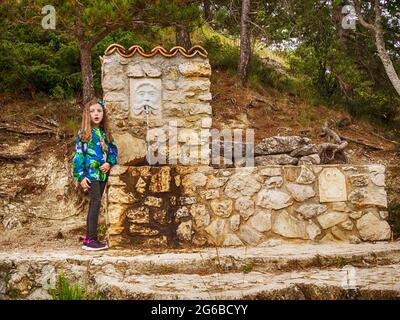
[0,152,29,160]
[35,115,59,127]
[370,132,400,146]
[27,120,55,131]
[338,134,384,151]
[0,125,56,135]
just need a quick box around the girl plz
[73,97,118,251]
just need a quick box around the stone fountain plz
[100,44,392,248]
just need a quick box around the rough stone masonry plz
[101,45,392,248]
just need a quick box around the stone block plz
[255,155,298,166]
[348,188,387,208]
[107,203,127,225]
[295,204,327,219]
[356,212,391,241]
[144,196,163,207]
[238,225,263,245]
[223,234,244,246]
[256,189,293,210]
[129,224,159,236]
[249,209,272,232]
[317,211,348,229]
[207,177,229,188]
[258,167,282,177]
[108,186,136,204]
[178,61,212,77]
[230,214,241,232]
[286,183,316,201]
[153,210,168,224]
[211,198,233,218]
[149,166,171,193]
[126,206,150,224]
[255,136,311,155]
[113,133,146,165]
[177,220,192,241]
[205,219,226,244]
[296,166,316,184]
[306,221,321,240]
[224,172,261,199]
[234,196,255,220]
[272,210,307,239]
[190,204,210,227]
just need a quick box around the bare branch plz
[353,0,376,31]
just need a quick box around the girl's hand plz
[100,162,111,173]
[80,177,91,191]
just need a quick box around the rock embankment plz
[1,242,399,300]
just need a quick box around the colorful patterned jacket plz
[72,127,118,182]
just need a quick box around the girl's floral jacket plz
[73,127,118,182]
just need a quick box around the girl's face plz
[89,103,103,127]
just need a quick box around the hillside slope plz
[0,66,399,250]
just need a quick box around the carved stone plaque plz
[318,168,347,202]
[130,78,162,117]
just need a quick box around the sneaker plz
[82,239,108,251]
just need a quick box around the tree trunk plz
[203,0,210,21]
[354,0,400,96]
[238,0,251,87]
[374,2,400,96]
[79,41,95,104]
[176,26,192,50]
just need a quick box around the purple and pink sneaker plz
[82,239,108,251]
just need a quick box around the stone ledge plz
[106,164,391,247]
[1,242,400,299]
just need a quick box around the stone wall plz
[101,45,212,165]
[101,45,391,248]
[106,164,391,247]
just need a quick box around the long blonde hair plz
[80,97,114,152]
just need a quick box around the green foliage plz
[288,38,400,129]
[49,273,86,300]
[49,272,104,300]
[297,109,316,127]
[241,263,253,274]
[202,36,240,71]
[97,223,107,237]
[63,118,81,136]
[7,286,20,299]
[335,256,348,268]
[1,0,399,132]
[1,0,202,98]
[92,29,156,93]
[389,202,400,239]
[0,28,81,98]
[249,55,300,94]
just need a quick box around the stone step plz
[1,242,400,275]
[1,242,400,299]
[93,264,400,299]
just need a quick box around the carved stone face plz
[133,82,161,115]
[319,168,347,202]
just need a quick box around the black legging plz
[86,180,107,241]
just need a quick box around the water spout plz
[144,104,150,130]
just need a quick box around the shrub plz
[389,202,400,239]
[49,272,104,300]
